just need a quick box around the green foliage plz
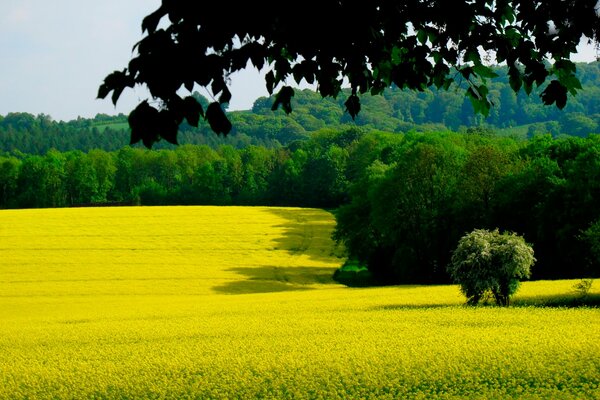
[583,219,600,269]
[332,259,374,287]
[335,131,600,283]
[6,65,600,154]
[448,229,535,306]
[100,2,600,146]
[3,127,600,285]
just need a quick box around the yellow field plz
[0,206,598,399]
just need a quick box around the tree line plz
[1,128,599,282]
[2,62,599,154]
[0,128,353,210]
[334,131,600,283]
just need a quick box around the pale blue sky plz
[0,1,597,122]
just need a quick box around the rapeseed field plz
[0,206,598,399]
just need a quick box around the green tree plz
[371,138,463,282]
[583,219,600,276]
[217,145,244,201]
[99,1,598,147]
[0,156,20,208]
[237,146,275,204]
[560,112,599,137]
[336,133,464,283]
[113,147,144,202]
[301,145,349,208]
[16,151,66,208]
[88,149,117,202]
[43,150,67,208]
[448,228,535,306]
[15,156,45,208]
[64,151,98,205]
[457,142,516,227]
[334,160,391,275]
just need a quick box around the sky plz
[0,1,598,122]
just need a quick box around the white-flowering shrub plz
[448,229,535,306]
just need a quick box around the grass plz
[0,206,598,399]
[93,121,129,132]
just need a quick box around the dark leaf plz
[128,58,142,75]
[541,80,568,109]
[211,78,226,97]
[164,95,185,125]
[554,59,577,74]
[443,78,454,91]
[508,65,522,93]
[142,134,156,149]
[344,94,361,120]
[432,63,451,89]
[501,5,516,24]
[466,85,491,117]
[555,68,582,96]
[158,110,179,145]
[219,87,232,105]
[464,49,480,64]
[417,30,427,45]
[141,6,166,34]
[473,64,499,79]
[265,71,275,95]
[97,84,110,100]
[391,47,403,65]
[459,67,474,80]
[111,87,124,106]
[128,101,161,148]
[249,52,265,70]
[98,70,133,105]
[97,70,124,99]
[271,86,295,114]
[183,96,204,127]
[292,63,305,85]
[523,80,533,96]
[205,102,232,135]
[301,60,317,85]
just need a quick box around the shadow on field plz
[264,208,346,263]
[512,293,600,308]
[371,293,600,310]
[370,303,455,311]
[212,266,337,294]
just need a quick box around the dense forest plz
[1,128,599,283]
[1,62,599,285]
[1,62,599,154]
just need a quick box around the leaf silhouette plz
[205,102,232,136]
[271,86,295,114]
[344,94,361,120]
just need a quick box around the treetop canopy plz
[99,0,600,148]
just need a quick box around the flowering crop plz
[0,206,598,399]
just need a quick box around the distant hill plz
[1,62,599,154]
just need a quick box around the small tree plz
[448,229,535,306]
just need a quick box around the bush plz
[572,278,593,299]
[448,229,535,306]
[332,259,375,287]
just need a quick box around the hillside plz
[1,62,599,154]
